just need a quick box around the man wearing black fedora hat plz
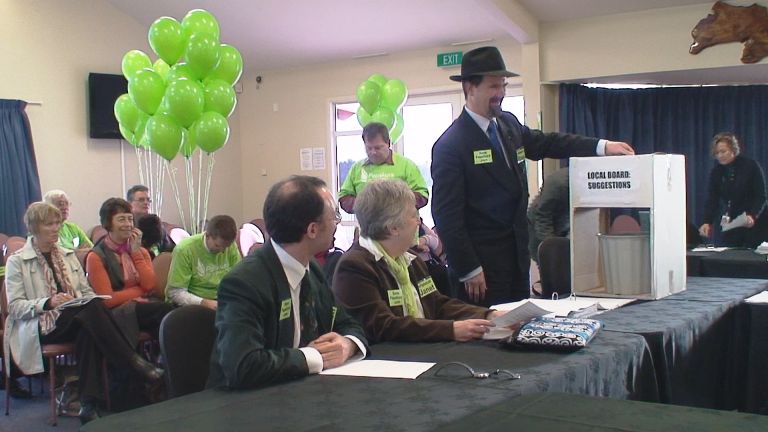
[431,46,634,306]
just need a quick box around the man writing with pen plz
[208,176,368,389]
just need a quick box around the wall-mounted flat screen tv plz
[88,72,127,139]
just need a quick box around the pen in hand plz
[330,306,337,330]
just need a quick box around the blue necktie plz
[487,121,505,162]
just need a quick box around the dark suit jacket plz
[431,109,597,280]
[527,167,570,262]
[332,243,489,343]
[703,155,767,224]
[207,241,368,390]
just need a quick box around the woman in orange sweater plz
[86,198,171,341]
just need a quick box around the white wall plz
[236,40,522,219]
[539,3,757,82]
[0,0,242,229]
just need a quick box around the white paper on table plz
[319,360,435,379]
[691,246,730,252]
[745,291,768,303]
[482,301,552,340]
[721,212,749,232]
[491,297,634,320]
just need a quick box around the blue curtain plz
[559,83,768,226]
[0,100,41,236]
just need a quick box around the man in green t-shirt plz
[166,215,241,310]
[338,122,429,214]
[43,190,94,250]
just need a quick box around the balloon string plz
[185,157,197,234]
[135,146,145,186]
[166,161,187,231]
[197,150,203,233]
[202,152,216,230]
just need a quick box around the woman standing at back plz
[699,132,768,247]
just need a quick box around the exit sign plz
[437,51,463,68]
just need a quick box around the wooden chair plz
[151,252,173,300]
[0,233,9,253]
[4,237,26,257]
[89,225,107,244]
[2,281,110,425]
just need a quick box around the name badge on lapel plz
[516,147,526,162]
[387,289,404,307]
[279,298,292,320]
[417,277,438,297]
[473,149,493,165]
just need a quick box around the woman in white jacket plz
[3,202,163,424]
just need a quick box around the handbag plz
[501,317,603,351]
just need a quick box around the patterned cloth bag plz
[503,317,603,351]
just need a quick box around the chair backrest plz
[241,223,265,243]
[169,227,191,245]
[152,252,173,300]
[0,233,9,253]
[89,225,107,244]
[159,305,217,398]
[248,218,269,243]
[4,237,26,258]
[538,237,572,298]
[609,215,642,234]
[238,228,262,257]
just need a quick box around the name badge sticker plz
[516,147,526,162]
[387,289,404,307]
[473,149,493,165]
[279,298,292,320]
[417,277,438,297]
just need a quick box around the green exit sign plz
[437,51,463,68]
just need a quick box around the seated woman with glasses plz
[332,179,506,343]
[4,202,163,423]
[85,198,172,342]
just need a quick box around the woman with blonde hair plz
[4,202,163,424]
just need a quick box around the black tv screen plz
[88,72,128,139]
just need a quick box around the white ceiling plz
[104,0,767,83]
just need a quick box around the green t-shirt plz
[166,233,241,301]
[58,221,93,250]
[339,152,429,198]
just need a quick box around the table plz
[687,249,768,278]
[440,392,768,432]
[745,302,768,415]
[82,333,657,432]
[595,277,768,410]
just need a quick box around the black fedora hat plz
[449,46,518,81]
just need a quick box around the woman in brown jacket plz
[332,179,505,343]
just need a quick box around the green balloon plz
[367,73,387,87]
[356,80,381,115]
[192,111,229,153]
[128,69,166,115]
[166,63,196,82]
[145,114,182,161]
[134,112,149,143]
[114,93,140,132]
[164,78,205,128]
[370,107,396,130]
[180,127,197,158]
[119,124,135,146]
[121,50,152,81]
[390,112,404,143]
[181,9,220,42]
[185,32,221,80]
[148,17,185,66]
[153,59,171,82]
[208,44,243,85]
[356,105,372,128]
[381,79,408,111]
[203,78,236,117]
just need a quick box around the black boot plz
[78,398,101,425]
[129,354,164,382]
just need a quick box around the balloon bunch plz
[114,9,242,234]
[355,74,408,143]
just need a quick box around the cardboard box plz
[569,154,686,299]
